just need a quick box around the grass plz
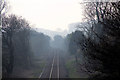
[65,54,89,80]
[31,58,46,78]
[65,58,81,78]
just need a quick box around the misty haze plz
[1,0,120,79]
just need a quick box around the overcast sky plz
[8,0,84,32]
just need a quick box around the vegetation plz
[65,56,80,78]
[30,30,51,57]
[1,0,120,79]
[1,14,52,77]
[65,30,84,63]
[66,1,120,80]
[65,1,120,79]
[2,15,32,77]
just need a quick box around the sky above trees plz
[8,0,84,32]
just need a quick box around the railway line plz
[39,51,60,79]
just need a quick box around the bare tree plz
[0,0,8,28]
[2,15,32,78]
[79,1,120,79]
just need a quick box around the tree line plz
[2,14,51,78]
[65,1,120,79]
[1,0,51,77]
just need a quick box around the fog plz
[2,0,120,79]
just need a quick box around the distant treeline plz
[30,30,51,57]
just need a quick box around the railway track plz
[39,52,59,79]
